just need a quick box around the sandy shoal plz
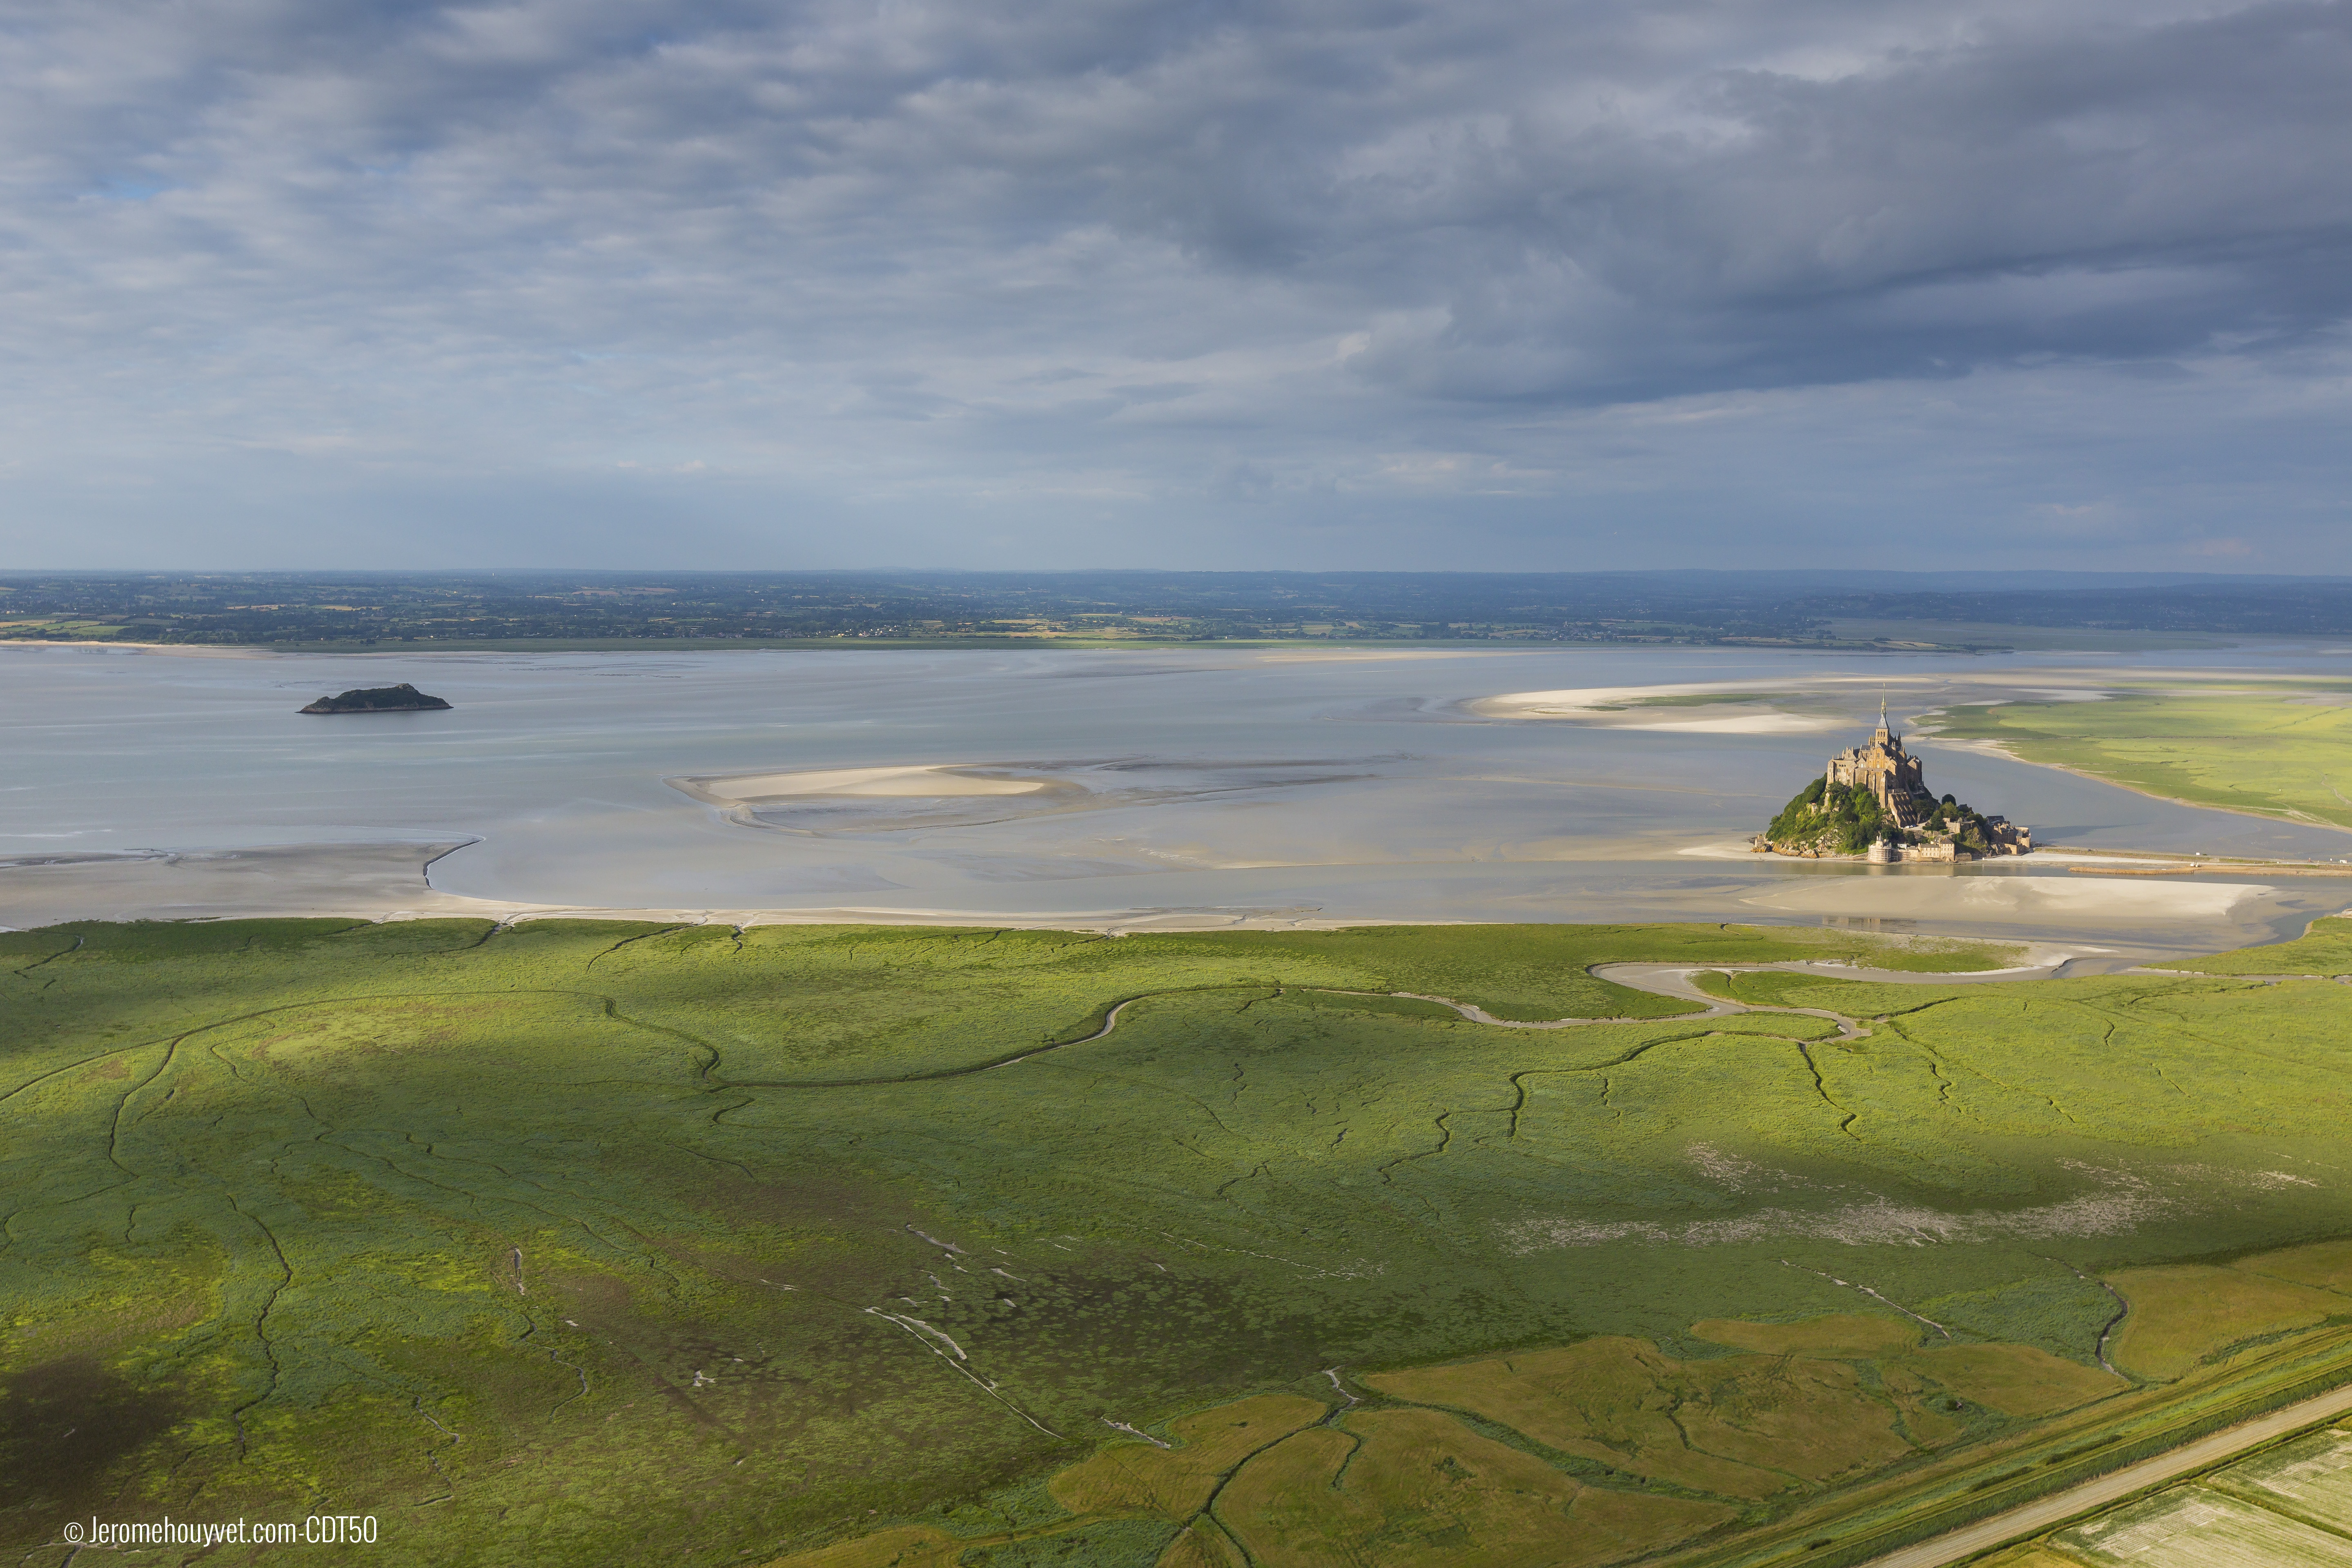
[1470,684,1840,733]
[1678,839,1773,860]
[1741,875,2263,923]
[677,764,1051,801]
[1618,713,1838,735]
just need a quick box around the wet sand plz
[1739,869,2266,924]
[9,841,2346,973]
[0,844,494,926]
[0,842,1369,933]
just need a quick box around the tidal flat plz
[7,641,2352,953]
[7,917,2352,1566]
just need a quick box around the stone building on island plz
[1756,701,2031,860]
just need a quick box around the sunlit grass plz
[1933,689,2352,832]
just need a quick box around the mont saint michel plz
[1758,702,2032,861]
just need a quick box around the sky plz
[2,0,2349,572]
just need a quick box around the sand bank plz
[1742,873,2264,923]
[1679,839,1773,860]
[670,764,1067,805]
[1472,682,1753,715]
[1624,713,1836,735]
[1470,684,1840,733]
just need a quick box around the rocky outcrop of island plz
[1753,703,2029,862]
[298,682,453,714]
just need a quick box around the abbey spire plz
[1829,702,1931,827]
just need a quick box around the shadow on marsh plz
[0,1354,187,1524]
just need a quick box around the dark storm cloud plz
[0,0,2348,566]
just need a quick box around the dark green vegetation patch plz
[297,682,452,713]
[1764,776,1999,856]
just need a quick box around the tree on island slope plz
[1767,778,1995,855]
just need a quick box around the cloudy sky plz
[3,0,2348,570]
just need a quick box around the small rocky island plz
[1755,703,2030,862]
[298,682,453,715]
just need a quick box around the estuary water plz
[6,641,2351,955]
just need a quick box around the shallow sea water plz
[7,641,2351,954]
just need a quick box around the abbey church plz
[1827,702,1936,828]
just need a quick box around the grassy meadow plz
[4,918,2352,1566]
[2152,913,2352,976]
[1930,687,2352,833]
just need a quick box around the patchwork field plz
[1978,1421,2352,1568]
[4,918,2352,1567]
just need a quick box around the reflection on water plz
[4,642,2349,952]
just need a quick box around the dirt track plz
[1854,1382,2352,1568]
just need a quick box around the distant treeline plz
[1,570,2344,648]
